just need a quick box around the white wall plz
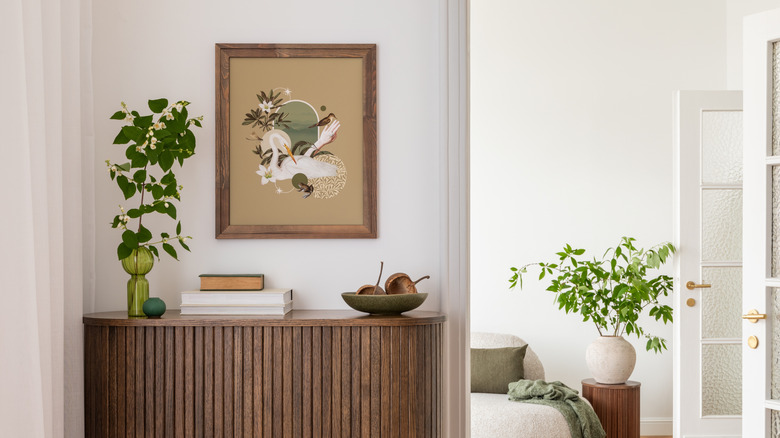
[470,1,727,434]
[726,0,780,89]
[90,0,443,313]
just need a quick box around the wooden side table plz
[581,379,640,438]
[83,310,445,437]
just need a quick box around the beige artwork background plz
[229,57,364,225]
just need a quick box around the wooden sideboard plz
[84,310,445,437]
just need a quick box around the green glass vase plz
[121,247,154,317]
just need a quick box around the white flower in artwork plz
[276,187,283,194]
[256,165,276,185]
[259,100,273,113]
[284,88,292,96]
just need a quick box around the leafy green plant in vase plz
[107,99,202,317]
[509,237,676,384]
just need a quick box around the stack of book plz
[180,274,293,315]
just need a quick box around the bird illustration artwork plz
[308,113,337,129]
[297,182,314,199]
[256,129,338,181]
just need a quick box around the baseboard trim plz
[641,417,673,436]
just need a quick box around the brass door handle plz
[686,281,712,290]
[742,309,767,323]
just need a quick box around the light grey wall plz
[91,0,443,312]
[470,0,728,434]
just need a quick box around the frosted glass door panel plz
[701,267,742,339]
[702,343,742,416]
[702,111,743,185]
[701,189,743,262]
[772,167,780,277]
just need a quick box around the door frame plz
[440,0,470,436]
[673,90,744,437]
[742,9,780,436]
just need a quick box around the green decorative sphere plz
[142,297,166,318]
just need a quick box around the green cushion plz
[470,345,528,394]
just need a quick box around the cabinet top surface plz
[581,378,641,389]
[83,309,446,327]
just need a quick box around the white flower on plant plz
[151,137,158,145]
[124,114,135,123]
[150,144,156,150]
[164,112,174,120]
[174,103,183,112]
[164,202,169,208]
[256,165,276,185]
[153,121,166,130]
[110,165,117,172]
[136,146,143,152]
[259,100,273,113]
[163,238,168,243]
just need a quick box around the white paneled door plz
[743,8,780,438]
[675,91,743,438]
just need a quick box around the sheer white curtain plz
[0,0,92,436]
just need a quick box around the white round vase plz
[585,336,636,384]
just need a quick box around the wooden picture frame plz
[215,44,377,239]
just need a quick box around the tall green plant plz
[509,237,676,353]
[106,99,203,261]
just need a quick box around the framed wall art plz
[215,44,377,238]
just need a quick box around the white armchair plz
[470,332,574,438]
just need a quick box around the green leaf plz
[110,110,126,120]
[176,221,181,235]
[117,242,132,260]
[137,225,152,243]
[131,152,148,168]
[167,116,185,134]
[159,151,174,172]
[127,209,141,218]
[179,238,190,252]
[164,183,177,197]
[161,172,175,185]
[121,126,145,143]
[148,98,169,113]
[179,130,196,151]
[148,245,159,259]
[155,129,172,139]
[119,177,136,199]
[133,170,147,183]
[162,243,178,260]
[122,230,138,248]
[133,115,153,129]
[113,130,131,144]
[152,185,164,200]
[166,203,177,219]
[117,163,131,172]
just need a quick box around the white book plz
[180,288,292,306]
[180,302,293,316]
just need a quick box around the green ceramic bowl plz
[341,292,428,315]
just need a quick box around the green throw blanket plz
[507,379,605,438]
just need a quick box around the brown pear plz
[356,261,386,295]
[384,273,430,295]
